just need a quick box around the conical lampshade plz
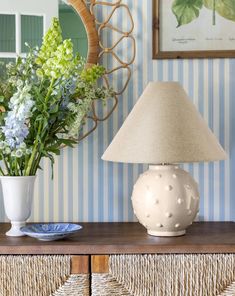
[102,82,226,164]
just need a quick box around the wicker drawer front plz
[91,254,235,296]
[0,255,89,296]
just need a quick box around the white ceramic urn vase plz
[0,176,36,236]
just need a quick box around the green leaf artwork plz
[172,0,235,27]
[204,0,235,22]
[172,0,203,27]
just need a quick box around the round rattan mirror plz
[67,0,99,65]
[65,0,135,141]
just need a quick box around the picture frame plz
[152,0,235,59]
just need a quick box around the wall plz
[0,0,234,222]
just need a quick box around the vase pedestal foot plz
[6,221,26,237]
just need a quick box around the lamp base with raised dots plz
[131,165,199,237]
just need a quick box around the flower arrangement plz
[0,18,111,177]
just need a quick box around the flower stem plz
[45,78,55,103]
[3,157,10,175]
[24,78,55,176]
[14,157,19,176]
[24,129,41,176]
[213,0,216,25]
[0,166,5,176]
[31,152,42,175]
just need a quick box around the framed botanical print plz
[153,0,235,59]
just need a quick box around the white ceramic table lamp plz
[102,82,226,237]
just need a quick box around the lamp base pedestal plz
[148,230,186,237]
[131,165,200,237]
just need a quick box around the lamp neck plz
[149,164,178,170]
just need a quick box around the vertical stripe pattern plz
[0,0,233,222]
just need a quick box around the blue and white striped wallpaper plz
[0,0,234,222]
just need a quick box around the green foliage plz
[172,0,203,27]
[204,0,235,22]
[172,0,235,27]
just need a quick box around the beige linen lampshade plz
[102,81,226,164]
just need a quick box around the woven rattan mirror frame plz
[68,0,135,141]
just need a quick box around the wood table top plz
[0,222,235,254]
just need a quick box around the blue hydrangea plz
[1,84,34,148]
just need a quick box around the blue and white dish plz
[20,223,82,241]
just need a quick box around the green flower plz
[41,39,76,79]
[36,18,62,66]
[81,65,105,83]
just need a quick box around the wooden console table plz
[0,222,235,295]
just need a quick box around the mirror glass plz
[59,0,88,58]
[0,0,88,76]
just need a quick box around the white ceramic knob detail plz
[177,198,183,204]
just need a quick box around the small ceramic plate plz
[20,223,82,241]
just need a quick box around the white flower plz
[50,71,56,78]
[4,147,11,155]
[26,148,32,155]
[0,141,5,149]
[66,49,72,55]
[15,149,23,158]
[16,80,23,88]
[52,90,58,95]
[67,102,76,112]
[19,142,26,149]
